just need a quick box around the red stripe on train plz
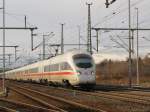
[24,71,76,77]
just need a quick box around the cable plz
[93,0,147,27]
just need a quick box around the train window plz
[76,62,92,68]
[73,54,93,68]
[60,62,72,70]
[25,70,28,74]
[50,64,59,71]
[29,68,38,73]
[44,65,50,72]
[32,68,38,73]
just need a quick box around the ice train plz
[5,50,96,87]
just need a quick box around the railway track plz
[53,84,150,106]
[0,98,55,112]
[105,90,150,98]
[128,87,150,92]
[7,81,150,112]
[0,105,16,112]
[27,83,150,106]
[94,91,150,106]
[7,83,106,112]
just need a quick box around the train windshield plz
[73,54,93,68]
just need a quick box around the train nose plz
[78,70,95,84]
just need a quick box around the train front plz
[73,53,96,88]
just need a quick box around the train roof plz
[6,50,91,73]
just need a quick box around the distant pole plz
[31,29,34,51]
[8,54,11,65]
[96,29,99,52]
[43,35,46,60]
[131,30,134,55]
[25,15,27,28]
[15,46,17,61]
[2,0,6,93]
[77,25,81,50]
[128,0,132,87]
[86,3,92,54]
[135,8,139,85]
[61,23,65,54]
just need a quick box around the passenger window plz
[29,68,38,73]
[44,65,50,72]
[50,64,59,71]
[60,62,72,70]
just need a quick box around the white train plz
[5,50,96,87]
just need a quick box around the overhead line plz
[0,27,37,30]
[92,28,150,31]
[93,0,147,27]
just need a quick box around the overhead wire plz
[94,0,150,53]
[93,0,147,27]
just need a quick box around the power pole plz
[77,25,81,50]
[135,8,139,85]
[8,54,12,65]
[61,23,65,54]
[96,29,99,52]
[131,30,134,78]
[14,46,17,61]
[86,3,92,54]
[131,30,134,54]
[43,35,46,60]
[128,0,132,87]
[31,29,34,51]
[24,15,27,28]
[2,0,6,93]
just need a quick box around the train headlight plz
[77,71,81,75]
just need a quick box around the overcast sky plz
[0,0,150,66]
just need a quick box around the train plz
[4,50,96,88]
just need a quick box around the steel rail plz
[9,84,106,112]
[107,91,150,98]
[10,81,150,107]
[26,83,150,106]
[0,105,16,112]
[94,91,150,106]
[8,87,66,112]
[0,98,56,112]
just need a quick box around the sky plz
[0,0,150,67]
